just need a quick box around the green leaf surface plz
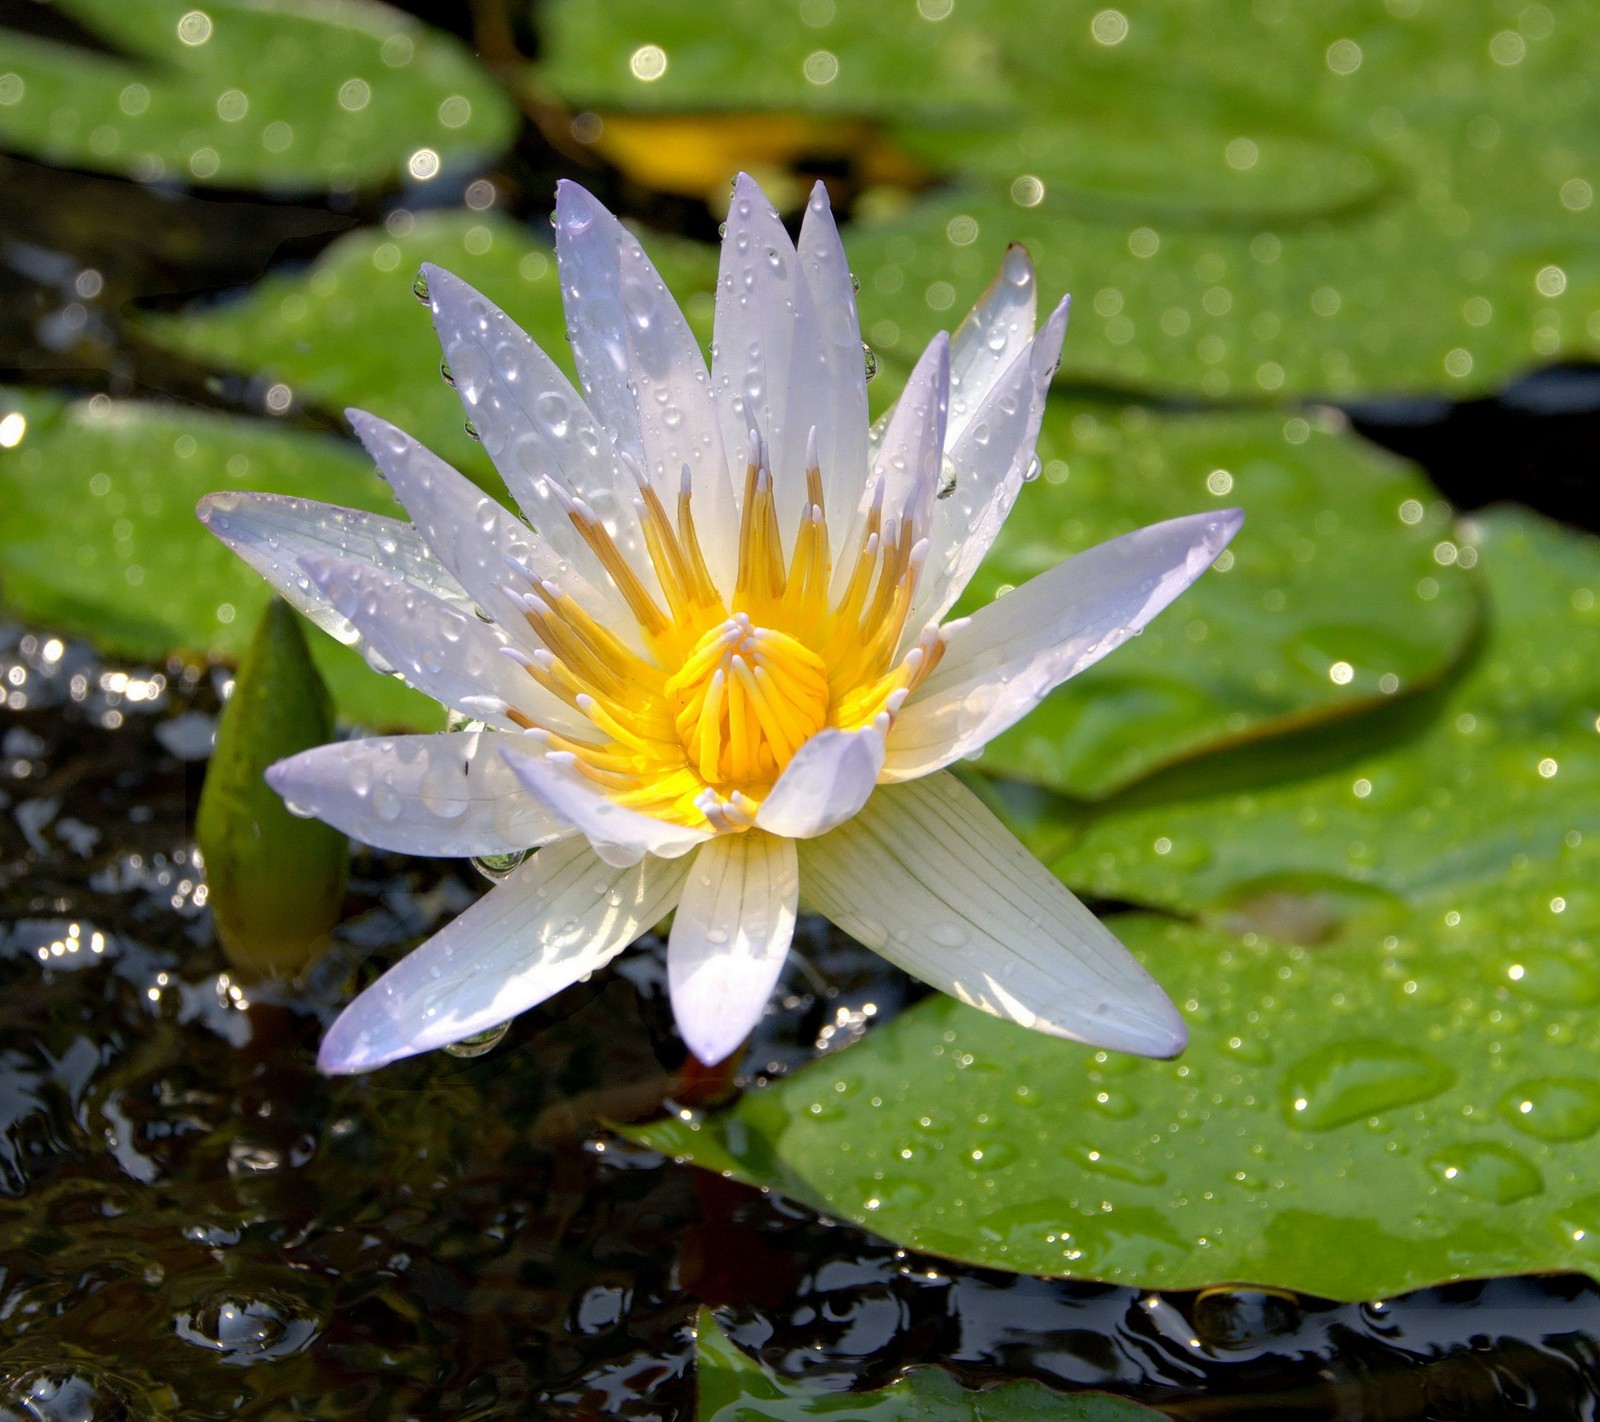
[0,388,440,730]
[958,402,1477,797]
[1045,509,1600,912]
[535,0,1013,116]
[694,1308,1162,1420]
[536,0,1600,400]
[138,210,719,496]
[646,878,1600,1300]
[0,0,515,193]
[635,511,1600,1300]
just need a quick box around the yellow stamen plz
[497,431,934,833]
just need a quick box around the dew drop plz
[862,343,879,382]
[1498,1077,1600,1141]
[443,1020,512,1058]
[439,356,455,388]
[1281,1038,1454,1131]
[472,848,530,882]
[1426,1141,1543,1204]
[411,269,430,303]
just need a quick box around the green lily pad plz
[635,509,1600,1300]
[534,0,1013,116]
[957,401,1478,797]
[138,209,719,495]
[536,0,1600,400]
[0,388,440,729]
[1045,508,1600,913]
[644,873,1600,1300]
[0,0,515,193]
[694,1307,1163,1420]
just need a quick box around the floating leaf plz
[535,0,1600,399]
[957,402,1478,796]
[138,210,719,494]
[643,878,1600,1300]
[0,0,515,192]
[535,0,1013,116]
[635,511,1600,1300]
[0,388,439,729]
[1045,509,1599,911]
[694,1307,1163,1420]
[196,599,348,978]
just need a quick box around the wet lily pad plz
[634,511,1600,1300]
[536,0,1600,399]
[138,209,719,494]
[958,402,1478,797]
[0,388,440,729]
[0,0,515,193]
[1044,508,1600,912]
[644,871,1600,1300]
[695,1307,1163,1419]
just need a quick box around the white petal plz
[913,294,1070,627]
[874,332,949,539]
[266,730,567,857]
[553,180,738,591]
[886,510,1243,779]
[668,832,798,1065]
[347,410,610,640]
[795,181,870,563]
[299,553,562,732]
[947,244,1039,447]
[500,743,711,867]
[753,725,884,839]
[196,490,472,650]
[712,173,817,542]
[798,773,1186,1057]
[318,838,687,1073]
[421,267,645,624]
[867,243,1037,466]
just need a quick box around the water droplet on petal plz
[443,1020,512,1058]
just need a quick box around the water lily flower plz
[198,175,1240,1073]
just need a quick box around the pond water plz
[4,0,1600,1416]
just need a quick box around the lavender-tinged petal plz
[886,511,1243,779]
[754,725,884,839]
[299,553,581,734]
[711,173,822,545]
[422,267,649,624]
[912,294,1070,628]
[318,838,687,1073]
[196,491,471,651]
[668,832,798,1065]
[346,410,612,643]
[554,180,738,592]
[795,180,870,562]
[799,773,1187,1057]
[266,730,567,857]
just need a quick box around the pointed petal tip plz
[261,757,290,796]
[1085,989,1188,1060]
[678,1017,744,1068]
[316,1012,395,1075]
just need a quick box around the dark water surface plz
[4,2,1600,1416]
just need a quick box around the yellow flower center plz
[665,615,830,788]
[504,438,945,831]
